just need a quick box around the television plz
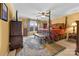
[1,3,8,21]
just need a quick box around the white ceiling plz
[13,3,79,20]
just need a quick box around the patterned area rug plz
[45,43,65,55]
[16,36,65,56]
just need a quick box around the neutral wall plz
[51,12,79,34]
[0,3,14,56]
[51,16,66,24]
[22,18,29,28]
[0,19,9,55]
[66,13,79,33]
[67,12,79,26]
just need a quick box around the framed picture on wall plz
[1,3,8,21]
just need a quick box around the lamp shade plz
[72,22,77,26]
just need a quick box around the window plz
[28,20,38,31]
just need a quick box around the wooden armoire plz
[9,21,23,51]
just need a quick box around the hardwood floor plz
[56,39,76,56]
